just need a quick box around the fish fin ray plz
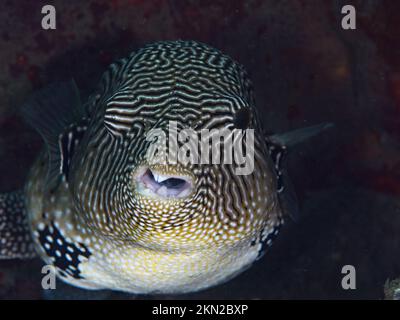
[268,122,334,148]
[21,80,86,190]
[266,122,333,221]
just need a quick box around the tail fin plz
[0,190,36,259]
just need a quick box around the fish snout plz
[133,166,194,199]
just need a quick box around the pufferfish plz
[0,40,330,294]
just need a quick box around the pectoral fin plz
[21,81,88,191]
[266,123,334,222]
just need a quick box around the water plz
[0,0,399,299]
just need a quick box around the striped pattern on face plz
[69,41,283,251]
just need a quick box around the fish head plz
[69,41,283,251]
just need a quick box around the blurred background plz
[0,0,399,299]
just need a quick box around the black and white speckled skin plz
[26,153,281,293]
[6,41,285,294]
[0,191,36,259]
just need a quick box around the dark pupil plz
[161,178,186,189]
[234,108,251,129]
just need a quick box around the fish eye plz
[233,108,251,129]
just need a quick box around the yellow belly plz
[23,153,263,294]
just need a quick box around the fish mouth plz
[133,165,194,199]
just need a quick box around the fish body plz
[0,41,327,294]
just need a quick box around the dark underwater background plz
[0,0,399,299]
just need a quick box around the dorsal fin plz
[21,81,87,191]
